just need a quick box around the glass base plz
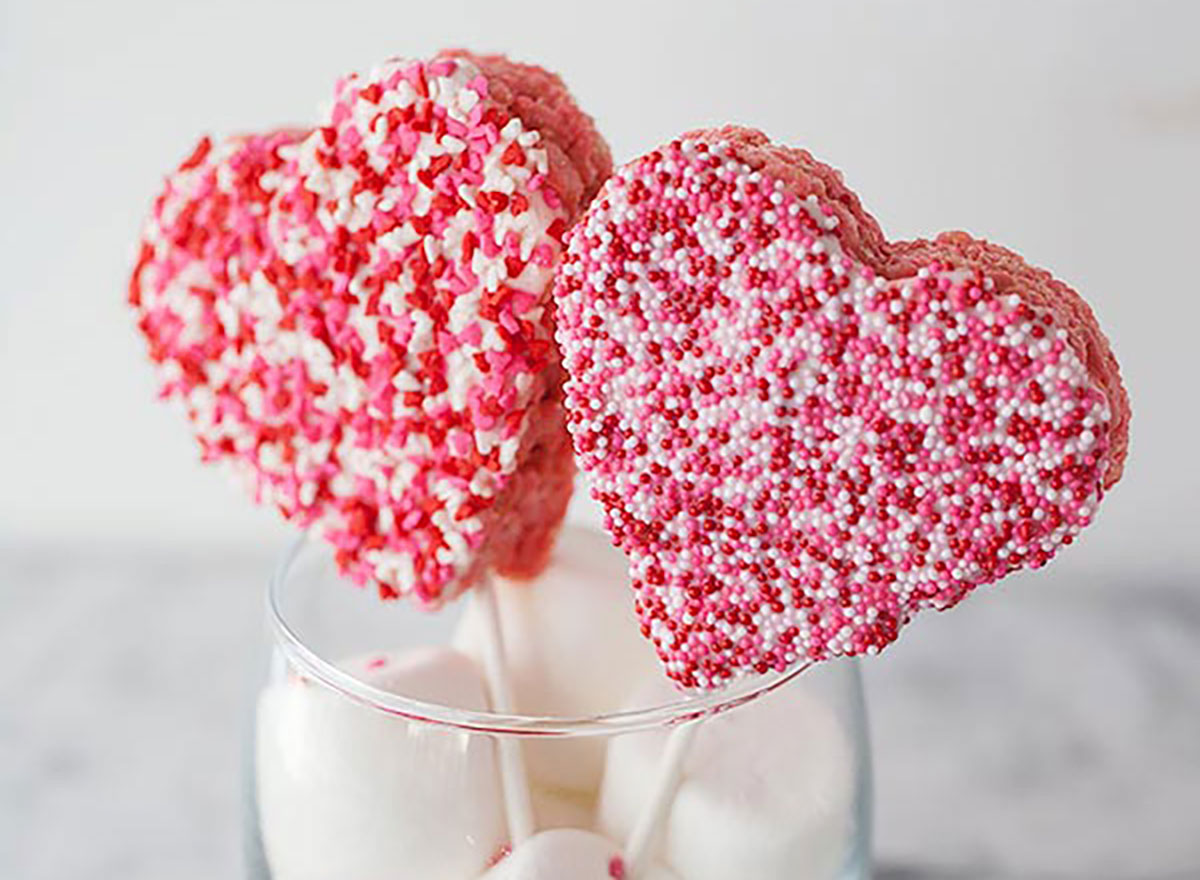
[243,534,873,880]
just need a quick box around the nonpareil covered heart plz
[554,127,1129,689]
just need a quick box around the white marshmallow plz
[479,829,678,880]
[454,526,663,792]
[598,677,856,880]
[530,785,595,830]
[256,647,506,880]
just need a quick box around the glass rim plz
[267,533,814,737]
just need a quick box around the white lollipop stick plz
[475,576,536,846]
[621,718,701,878]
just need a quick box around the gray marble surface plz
[1,543,1197,880]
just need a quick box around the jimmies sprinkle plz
[131,57,570,606]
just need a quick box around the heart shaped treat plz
[130,52,611,606]
[554,127,1129,689]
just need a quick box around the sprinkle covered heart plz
[130,52,610,606]
[554,127,1129,689]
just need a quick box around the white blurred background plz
[2,1,1198,879]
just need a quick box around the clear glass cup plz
[245,535,873,880]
